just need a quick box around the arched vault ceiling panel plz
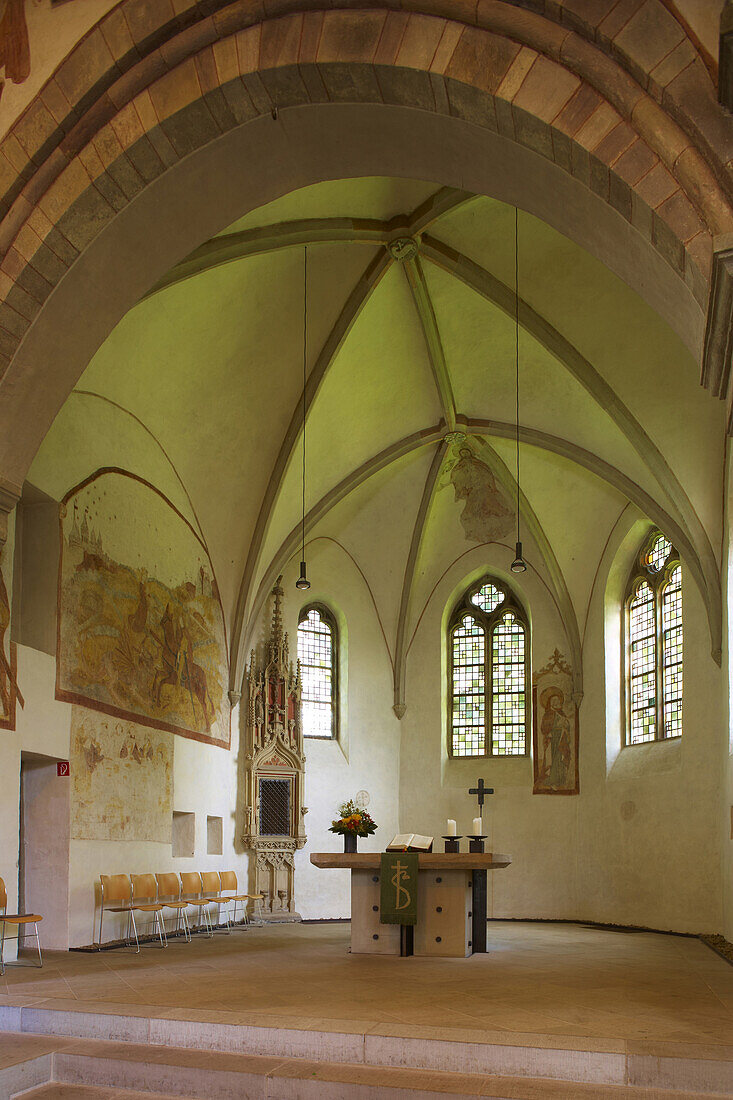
[27,396,197,530]
[72,243,382,621]
[489,437,628,627]
[433,198,724,545]
[254,262,442,593]
[218,177,442,238]
[424,264,661,501]
[306,448,436,648]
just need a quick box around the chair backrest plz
[201,871,220,896]
[101,874,132,904]
[180,872,202,896]
[0,876,6,910]
[155,873,181,899]
[219,870,237,892]
[131,874,158,902]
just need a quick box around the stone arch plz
[0,5,730,533]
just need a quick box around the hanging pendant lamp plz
[295,246,311,591]
[511,207,527,575]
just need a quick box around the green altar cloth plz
[379,851,418,925]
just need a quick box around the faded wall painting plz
[0,0,30,100]
[57,469,229,747]
[532,649,579,796]
[449,447,513,543]
[71,707,173,842]
[0,512,18,731]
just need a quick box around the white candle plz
[472,817,483,835]
[447,819,456,836]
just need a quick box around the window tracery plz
[297,604,338,739]
[625,532,682,745]
[449,578,528,757]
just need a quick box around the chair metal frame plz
[179,872,216,937]
[155,872,191,942]
[0,877,42,976]
[99,874,167,952]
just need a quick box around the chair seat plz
[161,901,188,909]
[2,913,42,924]
[247,894,264,900]
[187,898,216,907]
[132,903,164,912]
[222,893,249,902]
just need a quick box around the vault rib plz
[472,436,583,700]
[393,441,448,719]
[144,219,390,300]
[242,425,446,662]
[402,255,457,432]
[230,247,392,690]
[422,234,722,663]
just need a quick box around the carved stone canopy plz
[241,578,306,919]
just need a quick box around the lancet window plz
[448,578,529,758]
[625,532,683,745]
[297,604,338,739]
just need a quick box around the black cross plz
[469,778,494,810]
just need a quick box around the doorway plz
[19,753,70,950]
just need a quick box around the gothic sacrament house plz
[242,579,307,919]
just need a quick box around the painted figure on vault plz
[450,448,513,543]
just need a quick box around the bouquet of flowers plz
[329,798,377,838]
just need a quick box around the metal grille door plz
[259,778,291,836]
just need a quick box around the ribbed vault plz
[26,177,726,717]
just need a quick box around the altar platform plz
[0,922,732,1097]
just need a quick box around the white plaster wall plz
[399,539,580,921]
[1,644,249,949]
[578,518,725,934]
[275,545,401,920]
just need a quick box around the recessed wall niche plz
[172,811,195,858]
[207,815,223,855]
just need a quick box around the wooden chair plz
[219,870,251,929]
[130,874,168,949]
[179,872,215,936]
[155,872,191,942]
[99,874,166,951]
[200,871,230,932]
[0,877,42,975]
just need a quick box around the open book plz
[386,833,433,852]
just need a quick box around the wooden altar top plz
[309,852,512,870]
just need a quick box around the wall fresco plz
[70,707,173,842]
[532,649,579,795]
[0,511,17,730]
[57,469,229,746]
[448,447,513,543]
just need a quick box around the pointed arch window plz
[297,604,338,739]
[449,578,529,757]
[625,532,683,745]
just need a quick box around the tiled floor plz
[1,921,732,1047]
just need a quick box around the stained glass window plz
[451,616,486,756]
[471,582,503,614]
[449,578,528,757]
[625,532,682,746]
[628,581,656,744]
[662,565,683,739]
[297,605,337,739]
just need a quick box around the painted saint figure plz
[540,686,571,788]
[450,448,513,543]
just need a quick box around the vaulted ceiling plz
[27,176,726,694]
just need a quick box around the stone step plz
[16,1088,191,1099]
[3,1036,733,1100]
[4,1001,733,1094]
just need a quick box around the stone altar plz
[310,852,511,957]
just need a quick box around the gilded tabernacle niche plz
[242,577,306,920]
